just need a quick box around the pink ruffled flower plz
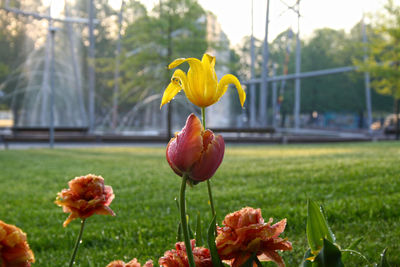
[166,114,225,183]
[106,258,153,267]
[159,240,212,267]
[55,174,115,227]
[0,220,35,267]
[216,207,292,267]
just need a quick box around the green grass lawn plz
[0,142,399,266]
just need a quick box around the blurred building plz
[205,12,232,128]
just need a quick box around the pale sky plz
[126,0,387,47]
[48,0,388,47]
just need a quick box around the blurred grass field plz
[0,142,399,266]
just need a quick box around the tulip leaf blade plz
[307,199,335,254]
[313,238,344,267]
[195,212,203,246]
[207,215,223,267]
[300,249,314,267]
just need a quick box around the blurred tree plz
[235,24,394,128]
[358,0,400,137]
[120,0,207,106]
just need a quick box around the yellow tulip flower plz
[160,53,246,108]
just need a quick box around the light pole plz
[49,24,57,148]
[293,0,301,130]
[260,0,270,126]
[362,16,372,134]
[249,0,256,127]
[88,0,96,133]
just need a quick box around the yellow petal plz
[168,57,200,70]
[201,54,218,104]
[172,69,196,105]
[216,74,246,107]
[168,57,205,106]
[160,79,182,108]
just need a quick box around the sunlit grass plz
[0,142,399,266]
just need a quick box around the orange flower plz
[55,174,115,227]
[159,240,212,267]
[106,258,153,267]
[166,114,225,183]
[0,220,35,267]
[216,207,292,267]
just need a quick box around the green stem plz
[69,219,86,267]
[341,249,371,264]
[180,174,195,267]
[207,180,216,218]
[201,107,206,128]
[201,107,216,230]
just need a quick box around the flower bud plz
[166,114,224,183]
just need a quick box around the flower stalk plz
[69,219,86,267]
[180,174,195,267]
[202,107,216,220]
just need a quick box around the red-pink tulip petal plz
[166,114,225,183]
[190,134,224,181]
[166,114,203,175]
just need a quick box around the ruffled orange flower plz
[159,240,212,267]
[166,114,225,183]
[216,207,292,267]
[55,174,115,227]
[106,258,153,267]
[0,220,35,267]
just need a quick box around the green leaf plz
[176,222,182,242]
[376,248,391,267]
[207,215,223,267]
[313,239,344,267]
[347,237,363,250]
[307,200,335,253]
[195,212,203,246]
[188,215,194,240]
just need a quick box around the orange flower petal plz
[55,174,115,227]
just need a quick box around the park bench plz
[9,127,92,142]
[210,127,276,142]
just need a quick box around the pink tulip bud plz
[166,114,225,183]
